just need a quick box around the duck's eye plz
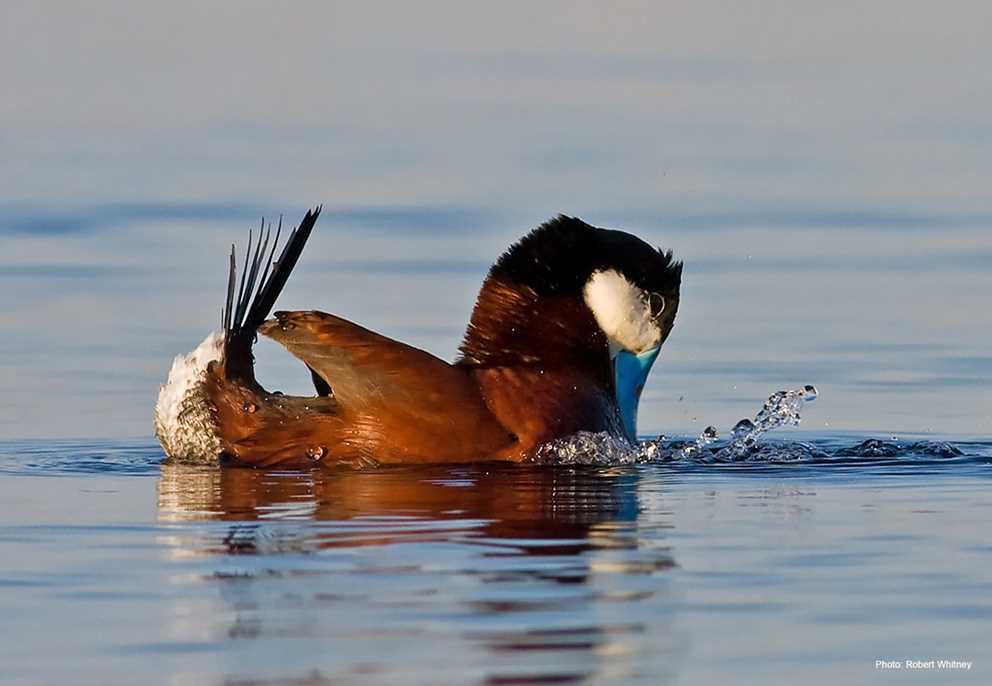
[648,292,666,319]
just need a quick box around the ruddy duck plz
[155,208,682,467]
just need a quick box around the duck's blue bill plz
[614,346,660,442]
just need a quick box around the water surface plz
[1,438,988,685]
[3,5,992,440]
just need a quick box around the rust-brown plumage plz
[186,209,681,467]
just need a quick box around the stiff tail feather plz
[155,206,322,462]
[222,206,322,382]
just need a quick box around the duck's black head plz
[491,215,682,301]
[459,215,683,440]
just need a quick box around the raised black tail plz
[222,206,322,382]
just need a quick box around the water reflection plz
[156,464,681,684]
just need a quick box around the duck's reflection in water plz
[157,464,681,685]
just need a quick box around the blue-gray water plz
[2,3,991,684]
[3,3,992,440]
[1,437,990,685]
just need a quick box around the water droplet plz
[307,445,326,461]
[732,418,755,438]
[531,384,822,466]
[242,402,257,414]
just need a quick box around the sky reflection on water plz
[1,444,989,684]
[1,2,990,440]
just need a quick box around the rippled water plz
[1,436,989,685]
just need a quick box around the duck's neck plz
[457,275,609,379]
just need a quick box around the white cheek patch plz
[583,269,662,354]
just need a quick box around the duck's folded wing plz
[258,311,516,457]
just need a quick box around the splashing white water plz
[529,385,818,465]
[710,384,818,461]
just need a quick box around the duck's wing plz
[259,311,463,409]
[258,311,517,461]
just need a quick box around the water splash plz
[709,384,819,461]
[671,425,719,460]
[531,385,820,465]
[531,431,637,466]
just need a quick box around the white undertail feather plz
[154,331,225,463]
[583,269,662,354]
